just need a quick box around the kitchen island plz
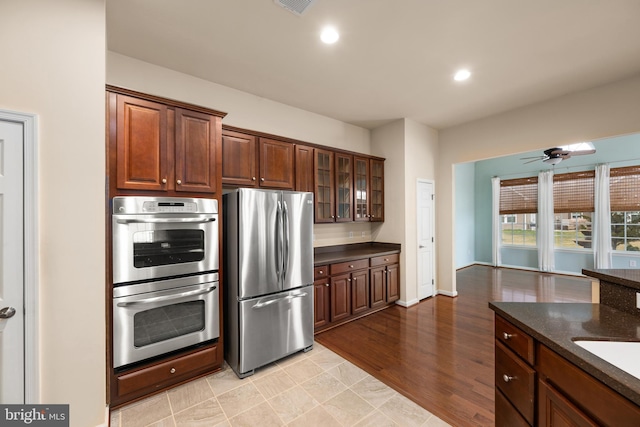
[490,269,640,426]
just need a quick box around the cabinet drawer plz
[116,344,218,398]
[370,253,399,267]
[330,259,369,275]
[495,388,530,427]
[495,340,535,425]
[496,315,535,365]
[314,265,329,280]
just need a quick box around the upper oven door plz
[112,200,218,284]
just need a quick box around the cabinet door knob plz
[502,332,514,340]
[170,367,176,374]
[176,179,182,185]
[502,374,515,383]
[319,270,324,274]
[261,177,265,182]
[384,258,389,261]
[349,265,354,268]
[325,283,329,287]
[162,178,167,184]
[348,279,351,282]
[252,177,256,181]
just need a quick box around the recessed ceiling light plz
[454,69,471,81]
[320,27,339,44]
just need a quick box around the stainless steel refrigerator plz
[223,188,314,378]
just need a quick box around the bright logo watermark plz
[0,405,68,426]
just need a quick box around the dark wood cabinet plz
[295,145,314,192]
[370,266,387,308]
[370,159,384,221]
[386,263,400,302]
[259,137,294,189]
[335,153,353,222]
[313,266,330,329]
[494,315,640,427]
[110,88,223,196]
[370,254,399,304]
[351,269,369,315]
[330,273,352,322]
[354,156,370,221]
[221,129,257,187]
[314,149,335,223]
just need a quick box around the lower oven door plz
[113,277,219,369]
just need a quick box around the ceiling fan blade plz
[520,155,544,160]
[569,149,596,156]
[523,157,544,164]
[549,149,571,156]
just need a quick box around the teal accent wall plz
[455,162,476,268]
[462,132,640,273]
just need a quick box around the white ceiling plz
[106,0,640,130]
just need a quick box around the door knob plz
[419,245,425,249]
[0,307,16,319]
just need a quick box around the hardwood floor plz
[314,265,593,427]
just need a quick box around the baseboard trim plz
[395,298,419,307]
[437,289,458,297]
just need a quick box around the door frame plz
[0,109,39,403]
[416,178,435,299]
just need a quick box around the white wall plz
[439,73,640,294]
[107,52,375,247]
[371,119,438,305]
[0,1,106,426]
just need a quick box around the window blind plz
[499,177,538,214]
[553,171,594,213]
[610,166,640,211]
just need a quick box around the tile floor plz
[110,341,451,426]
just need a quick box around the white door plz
[0,119,25,403]
[417,180,434,300]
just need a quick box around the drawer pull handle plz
[319,270,324,274]
[502,374,515,383]
[170,368,176,374]
[349,265,354,268]
[503,332,514,340]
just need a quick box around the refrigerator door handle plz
[251,292,308,309]
[282,200,290,282]
[276,200,284,286]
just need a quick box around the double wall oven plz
[112,196,219,369]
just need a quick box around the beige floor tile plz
[206,365,244,396]
[216,382,265,418]
[308,347,345,371]
[120,392,172,427]
[267,385,319,424]
[287,405,342,427]
[249,362,282,380]
[274,349,310,369]
[351,376,397,408]
[423,415,452,427]
[284,358,324,384]
[173,398,227,426]
[328,361,369,387]
[353,410,400,427]
[147,416,176,427]
[252,370,296,399]
[168,378,215,413]
[110,409,120,427]
[323,389,376,426]
[228,401,283,427]
[378,394,433,427]
[300,371,347,403]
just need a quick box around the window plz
[499,177,537,246]
[610,166,640,251]
[553,171,594,249]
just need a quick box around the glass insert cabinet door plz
[354,157,369,221]
[370,159,384,221]
[314,149,335,223]
[335,153,353,222]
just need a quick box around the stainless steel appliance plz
[111,196,220,369]
[112,273,219,368]
[223,188,314,378]
[112,196,218,284]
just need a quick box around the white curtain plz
[593,164,612,268]
[491,177,502,266]
[537,170,555,272]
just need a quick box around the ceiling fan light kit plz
[520,143,596,165]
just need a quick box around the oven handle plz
[116,285,216,307]
[115,217,216,224]
[251,292,308,309]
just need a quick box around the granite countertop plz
[583,268,640,291]
[314,242,401,266]
[490,302,640,406]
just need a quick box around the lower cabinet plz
[494,314,640,426]
[314,253,400,333]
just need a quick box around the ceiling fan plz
[520,142,596,165]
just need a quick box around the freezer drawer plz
[235,288,313,377]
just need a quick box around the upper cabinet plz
[370,159,384,222]
[335,153,353,222]
[314,149,335,223]
[354,156,370,222]
[295,145,314,193]
[221,128,294,190]
[108,87,225,197]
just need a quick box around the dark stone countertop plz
[314,242,401,266]
[489,302,640,406]
[583,268,640,291]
